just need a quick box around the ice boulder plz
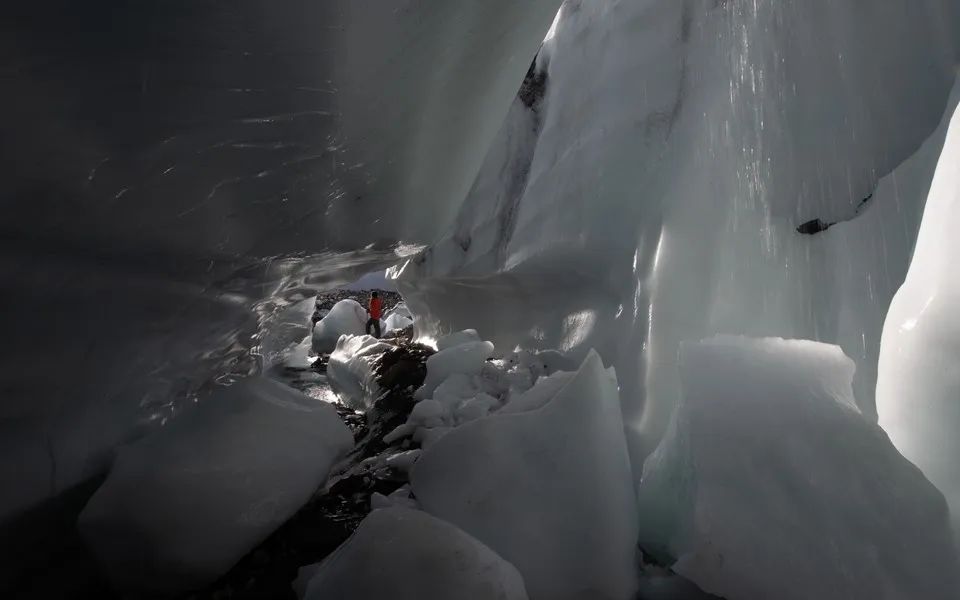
[327,334,392,410]
[79,377,353,594]
[311,299,368,353]
[411,350,639,600]
[280,334,314,370]
[383,312,413,333]
[302,507,528,600]
[637,336,959,600]
[384,301,412,321]
[415,340,495,399]
[436,328,481,351]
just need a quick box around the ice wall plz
[877,86,960,535]
[399,0,960,462]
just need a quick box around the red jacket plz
[368,297,383,319]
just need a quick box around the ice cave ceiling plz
[3,0,960,597]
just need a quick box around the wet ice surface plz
[269,363,340,405]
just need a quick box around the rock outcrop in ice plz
[78,377,353,594]
[877,78,960,537]
[637,336,959,600]
[302,507,528,600]
[411,351,639,600]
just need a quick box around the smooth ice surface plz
[326,335,390,410]
[78,377,353,593]
[312,299,369,354]
[816,74,960,416]
[878,84,960,536]
[411,351,638,600]
[302,507,528,600]
[637,336,959,600]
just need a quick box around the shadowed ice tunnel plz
[3,0,960,597]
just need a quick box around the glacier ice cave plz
[3,0,960,598]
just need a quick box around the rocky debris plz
[311,289,402,324]
[795,192,875,235]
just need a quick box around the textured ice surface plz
[302,507,528,600]
[878,82,960,536]
[312,299,369,354]
[339,270,397,292]
[411,351,638,600]
[260,296,317,369]
[415,340,495,399]
[397,0,960,465]
[385,331,585,447]
[637,337,959,600]
[78,377,353,593]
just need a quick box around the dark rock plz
[519,58,548,110]
[796,192,875,236]
[796,218,833,235]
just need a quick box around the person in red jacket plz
[366,291,383,338]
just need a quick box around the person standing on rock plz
[366,291,383,338]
